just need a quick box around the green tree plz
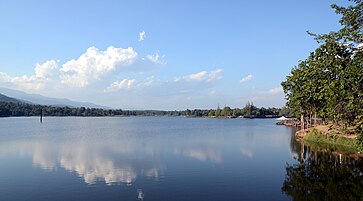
[215,105,221,117]
[282,0,363,131]
[242,102,251,117]
[232,108,242,117]
[221,106,232,117]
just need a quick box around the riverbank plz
[296,124,361,151]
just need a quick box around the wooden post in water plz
[40,108,43,123]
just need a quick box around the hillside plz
[0,93,23,103]
[0,88,108,109]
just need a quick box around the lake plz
[0,117,362,201]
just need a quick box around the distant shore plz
[0,100,286,118]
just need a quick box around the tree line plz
[281,1,363,136]
[0,101,287,118]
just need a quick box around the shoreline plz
[0,114,282,118]
[295,125,361,152]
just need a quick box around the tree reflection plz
[283,141,363,201]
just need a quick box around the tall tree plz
[282,0,363,132]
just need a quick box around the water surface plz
[0,117,361,200]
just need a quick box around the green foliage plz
[355,115,363,150]
[282,0,363,130]
[310,128,319,135]
[356,134,363,151]
[215,106,221,117]
[221,106,232,117]
[0,101,283,118]
[208,109,215,116]
[0,102,185,117]
[278,106,291,116]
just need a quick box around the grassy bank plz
[299,125,361,152]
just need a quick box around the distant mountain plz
[0,93,24,104]
[0,88,109,109]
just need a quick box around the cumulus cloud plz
[0,45,173,105]
[174,69,223,82]
[35,60,58,79]
[146,53,166,65]
[268,87,283,94]
[104,79,136,92]
[138,31,146,41]
[60,46,137,87]
[0,60,59,91]
[9,75,45,91]
[0,45,168,97]
[240,74,253,83]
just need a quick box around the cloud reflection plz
[174,147,222,164]
[240,147,254,158]
[58,151,137,185]
[0,140,163,185]
[0,138,226,185]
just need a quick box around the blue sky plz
[0,0,345,110]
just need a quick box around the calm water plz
[0,117,362,201]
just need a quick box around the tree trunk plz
[314,112,317,126]
[301,113,304,131]
[309,111,312,128]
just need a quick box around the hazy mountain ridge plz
[0,88,109,109]
[0,93,24,104]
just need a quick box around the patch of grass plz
[335,137,357,148]
[303,128,358,151]
[310,128,319,135]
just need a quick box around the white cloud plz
[0,72,11,82]
[60,46,137,87]
[247,86,285,108]
[268,87,283,94]
[0,60,59,91]
[35,60,58,79]
[174,69,223,82]
[0,46,168,96]
[9,75,45,91]
[138,31,146,41]
[240,74,253,83]
[146,53,166,65]
[104,79,136,92]
[0,45,176,106]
